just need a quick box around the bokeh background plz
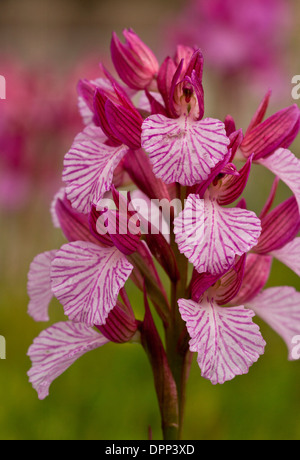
[1,0,300,440]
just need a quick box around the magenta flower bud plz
[96,301,138,343]
[157,56,177,115]
[254,196,300,254]
[111,29,159,90]
[240,104,300,160]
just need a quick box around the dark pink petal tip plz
[254,196,300,254]
[241,105,300,161]
[111,30,158,90]
[96,301,138,343]
[105,99,143,149]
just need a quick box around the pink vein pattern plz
[27,321,109,399]
[27,250,58,322]
[246,287,300,360]
[178,298,266,384]
[174,194,262,275]
[50,241,133,326]
[271,238,300,276]
[141,114,230,185]
[258,148,300,211]
[63,125,128,213]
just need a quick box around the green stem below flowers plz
[164,183,191,440]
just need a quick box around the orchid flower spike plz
[26,29,300,441]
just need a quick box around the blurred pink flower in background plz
[165,0,292,99]
[0,55,101,211]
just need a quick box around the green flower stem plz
[164,183,191,439]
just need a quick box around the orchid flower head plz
[26,28,300,412]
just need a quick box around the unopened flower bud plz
[111,29,159,90]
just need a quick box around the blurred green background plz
[1,0,300,440]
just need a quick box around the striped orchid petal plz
[246,287,300,360]
[241,105,300,160]
[27,250,58,322]
[254,196,300,254]
[77,77,115,126]
[213,254,246,305]
[51,241,133,326]
[52,189,103,245]
[174,194,261,275]
[271,238,300,277]
[50,188,65,228]
[230,253,272,306]
[27,321,109,399]
[224,115,236,136]
[96,301,138,343]
[190,270,221,303]
[141,114,230,186]
[63,125,128,214]
[106,210,141,255]
[178,298,266,384]
[245,90,272,135]
[190,255,245,304]
[216,155,253,206]
[258,148,300,211]
[105,99,143,149]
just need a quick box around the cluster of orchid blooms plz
[27,29,300,434]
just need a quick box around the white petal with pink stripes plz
[178,298,266,384]
[258,148,300,211]
[63,125,128,214]
[51,241,133,326]
[27,321,109,399]
[27,250,58,322]
[174,194,261,275]
[246,287,300,360]
[141,114,230,185]
[271,238,300,277]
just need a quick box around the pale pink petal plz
[174,194,261,275]
[50,188,65,228]
[141,114,230,185]
[27,321,109,399]
[178,298,266,384]
[78,96,94,126]
[246,287,300,360]
[51,241,133,326]
[271,238,300,276]
[53,190,103,245]
[63,125,128,213]
[78,77,114,126]
[137,91,164,113]
[258,148,300,211]
[27,251,58,322]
